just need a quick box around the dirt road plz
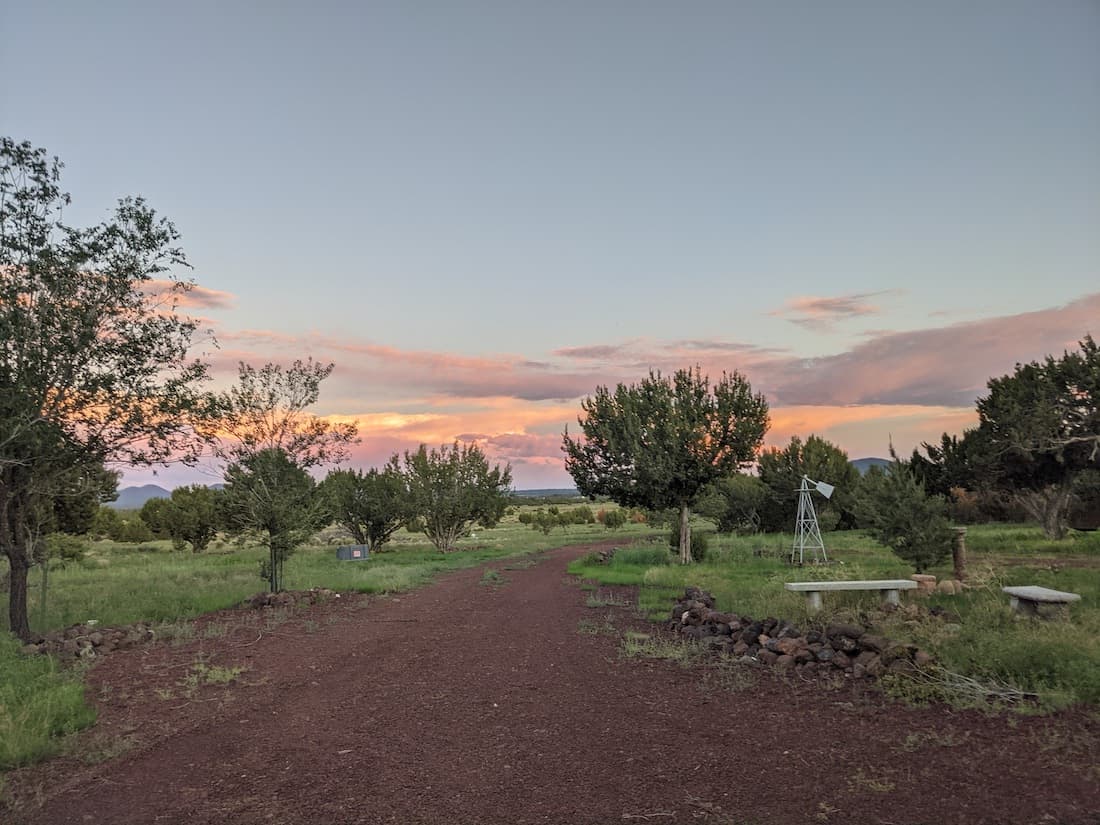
[7,543,1099,824]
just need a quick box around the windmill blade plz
[815,481,835,499]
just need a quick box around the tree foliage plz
[756,435,859,533]
[563,368,769,563]
[695,473,770,534]
[1,138,212,640]
[213,359,358,468]
[403,442,512,552]
[221,449,325,592]
[320,460,411,552]
[153,485,222,553]
[973,337,1100,539]
[854,461,953,573]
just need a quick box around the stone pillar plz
[952,527,968,582]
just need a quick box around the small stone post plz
[952,527,968,582]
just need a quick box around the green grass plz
[0,634,96,769]
[571,524,1100,710]
[0,514,657,773]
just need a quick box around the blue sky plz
[3,1,1098,487]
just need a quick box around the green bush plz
[602,509,627,530]
[854,463,952,572]
[668,527,709,561]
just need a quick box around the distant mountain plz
[109,484,170,509]
[850,457,892,475]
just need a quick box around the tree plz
[160,485,221,553]
[221,449,325,592]
[320,460,411,553]
[563,368,769,563]
[973,337,1100,539]
[213,359,358,469]
[756,435,860,533]
[695,473,770,534]
[215,358,359,588]
[908,433,978,498]
[1,138,212,641]
[403,442,512,552]
[854,459,953,573]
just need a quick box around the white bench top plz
[785,580,918,592]
[1002,585,1081,603]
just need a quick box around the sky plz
[3,1,1098,489]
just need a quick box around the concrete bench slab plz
[785,579,917,611]
[1002,585,1081,617]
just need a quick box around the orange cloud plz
[143,279,235,310]
[772,290,902,331]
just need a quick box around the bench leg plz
[881,589,900,606]
[805,591,822,612]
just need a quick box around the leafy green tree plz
[1,138,212,640]
[564,368,769,563]
[215,358,359,588]
[160,485,221,553]
[222,449,325,592]
[139,497,174,539]
[908,433,978,498]
[973,337,1100,539]
[403,442,512,552]
[601,508,627,530]
[854,459,953,572]
[320,460,411,553]
[695,473,770,534]
[756,435,859,533]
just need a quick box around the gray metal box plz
[336,545,370,561]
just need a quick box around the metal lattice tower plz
[791,476,832,564]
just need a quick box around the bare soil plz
[5,542,1099,825]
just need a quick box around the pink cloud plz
[143,279,235,310]
[773,290,901,331]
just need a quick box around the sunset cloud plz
[773,290,901,331]
[157,291,1099,488]
[143,279,236,310]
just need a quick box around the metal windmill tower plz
[791,475,835,564]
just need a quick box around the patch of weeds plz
[179,661,245,696]
[72,731,141,765]
[701,661,757,693]
[897,730,971,752]
[620,634,704,667]
[577,614,616,635]
[503,558,537,570]
[684,794,755,823]
[480,568,505,587]
[155,620,196,645]
[263,608,291,631]
[303,620,319,634]
[814,801,840,821]
[154,687,175,700]
[585,590,628,608]
[201,622,228,639]
[847,768,895,793]
[579,581,597,591]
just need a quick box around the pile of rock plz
[22,623,156,662]
[592,546,618,565]
[243,588,339,609]
[668,587,933,680]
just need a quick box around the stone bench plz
[1002,585,1081,618]
[785,580,918,612]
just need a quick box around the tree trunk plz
[7,551,32,642]
[679,502,692,565]
[1016,485,1072,540]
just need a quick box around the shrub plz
[668,528,709,562]
[855,461,952,572]
[602,509,627,530]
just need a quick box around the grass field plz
[570,523,1100,710]
[2,513,1098,774]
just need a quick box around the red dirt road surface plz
[6,543,1099,824]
